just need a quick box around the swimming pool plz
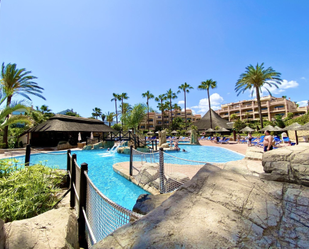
[13,145,243,210]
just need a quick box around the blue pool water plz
[13,145,243,210]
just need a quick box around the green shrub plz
[0,162,64,222]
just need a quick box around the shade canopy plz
[194,109,231,130]
[240,126,255,132]
[215,127,230,132]
[274,126,282,131]
[299,122,309,131]
[185,130,191,134]
[259,125,279,132]
[205,128,215,132]
[78,132,82,141]
[171,130,178,134]
[282,122,303,131]
[147,131,154,135]
[29,114,115,133]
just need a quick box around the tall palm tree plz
[120,93,129,127]
[111,93,121,124]
[155,94,167,128]
[198,79,217,129]
[230,113,238,121]
[142,91,154,130]
[1,63,45,147]
[235,63,282,129]
[177,82,193,128]
[164,89,177,127]
[92,107,102,119]
[120,102,132,129]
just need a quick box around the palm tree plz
[111,93,121,124]
[119,93,129,127]
[142,91,154,130]
[177,82,193,128]
[230,113,238,121]
[1,63,45,147]
[92,107,102,119]
[235,63,282,128]
[155,94,166,128]
[198,79,217,129]
[125,103,147,133]
[165,89,177,127]
[106,112,115,127]
[120,102,132,129]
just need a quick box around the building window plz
[158,116,161,118]
[141,126,145,128]
[177,113,181,115]
[158,121,162,124]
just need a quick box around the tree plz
[230,113,238,121]
[155,94,166,128]
[111,93,121,124]
[123,103,147,133]
[177,82,193,129]
[92,107,102,119]
[142,91,154,130]
[106,112,115,127]
[120,102,132,129]
[235,63,282,129]
[1,63,45,147]
[120,93,129,127]
[101,113,106,122]
[198,79,217,129]
[164,89,177,127]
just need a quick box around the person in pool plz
[263,130,273,152]
[182,149,187,152]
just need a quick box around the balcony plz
[271,107,285,112]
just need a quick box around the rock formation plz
[190,129,200,145]
[93,145,309,248]
[158,130,167,146]
[4,207,78,249]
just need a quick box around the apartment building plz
[216,96,309,122]
[139,109,202,131]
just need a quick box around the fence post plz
[155,140,157,151]
[67,149,71,188]
[129,145,133,176]
[159,148,165,194]
[78,162,88,248]
[25,144,31,166]
[70,154,77,208]
[152,140,154,150]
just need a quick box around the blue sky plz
[0,0,308,118]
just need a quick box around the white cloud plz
[190,93,224,114]
[178,100,184,105]
[297,100,308,107]
[250,79,299,97]
[301,77,306,80]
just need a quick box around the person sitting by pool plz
[174,140,180,151]
[215,136,220,143]
[263,130,273,152]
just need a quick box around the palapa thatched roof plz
[194,109,231,130]
[299,122,309,131]
[240,126,255,132]
[281,122,303,131]
[29,114,115,133]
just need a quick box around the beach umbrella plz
[155,131,159,134]
[215,127,230,133]
[171,130,178,134]
[147,131,154,135]
[185,130,191,134]
[206,128,215,133]
[90,132,94,139]
[259,125,278,132]
[281,122,302,144]
[274,126,283,131]
[240,126,255,133]
[298,122,309,131]
[78,132,81,142]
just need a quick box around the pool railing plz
[67,150,143,248]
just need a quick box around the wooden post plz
[295,130,299,145]
[233,130,236,141]
[70,154,77,208]
[78,162,88,248]
[155,139,157,151]
[152,140,154,150]
[129,145,133,176]
[159,148,165,194]
[25,144,31,166]
[66,149,71,188]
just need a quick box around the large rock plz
[0,219,4,249]
[4,207,78,249]
[93,164,309,248]
[160,143,169,148]
[158,130,167,146]
[261,144,309,186]
[133,193,173,215]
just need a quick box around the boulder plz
[261,144,309,186]
[93,141,103,150]
[117,146,130,154]
[82,144,93,150]
[4,207,78,249]
[0,219,4,249]
[134,164,159,186]
[133,192,174,215]
[93,164,309,248]
[158,130,167,146]
[160,143,170,148]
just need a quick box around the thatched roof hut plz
[194,109,231,131]
[27,115,115,146]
